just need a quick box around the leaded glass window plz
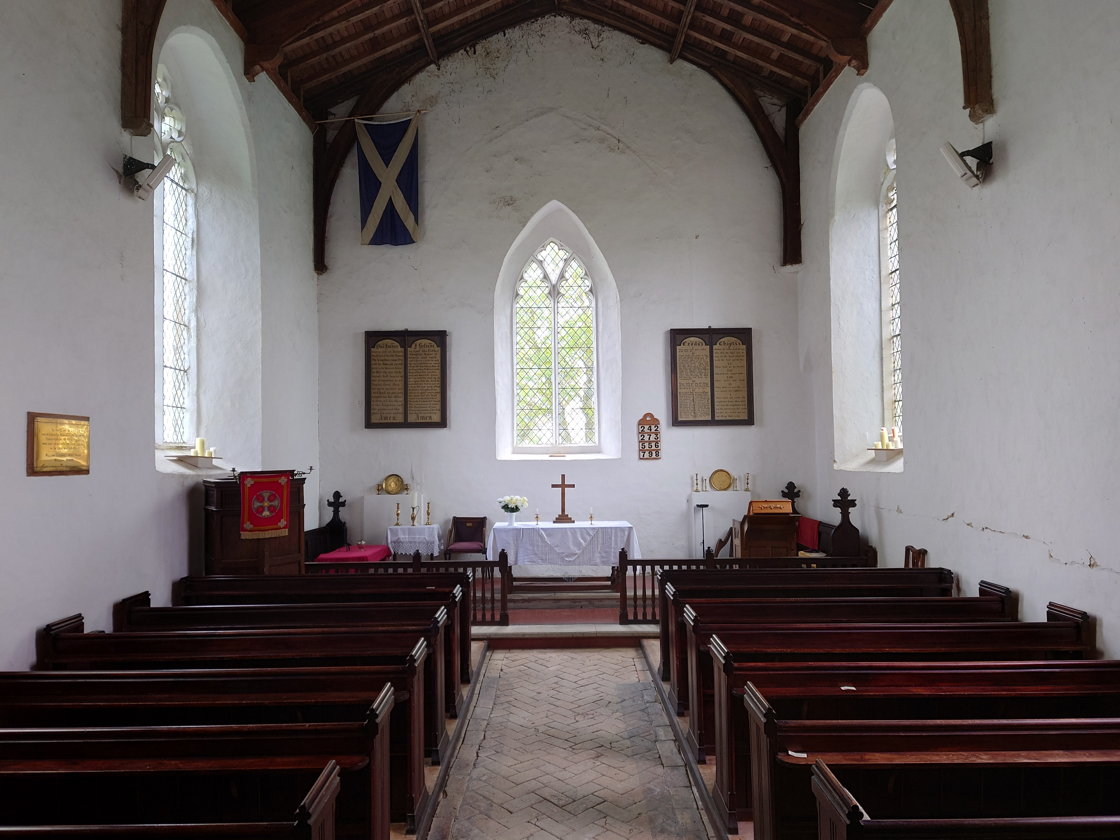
[154,71,196,445]
[514,240,598,449]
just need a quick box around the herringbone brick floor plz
[428,647,715,840]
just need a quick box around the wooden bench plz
[812,757,1120,840]
[655,566,956,679]
[747,672,1120,840]
[172,573,472,682]
[0,760,341,840]
[36,614,449,766]
[707,657,1120,831]
[115,591,464,718]
[688,603,1093,767]
[0,669,425,831]
[665,579,1013,715]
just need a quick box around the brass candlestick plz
[425,501,431,526]
[395,503,401,526]
[410,506,418,526]
[589,511,594,523]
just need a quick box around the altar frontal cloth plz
[239,471,291,539]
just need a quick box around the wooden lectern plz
[203,476,306,575]
[740,498,799,557]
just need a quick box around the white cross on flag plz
[356,116,420,245]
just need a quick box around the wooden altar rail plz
[307,549,510,626]
[616,549,876,624]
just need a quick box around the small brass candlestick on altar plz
[395,503,401,526]
[425,501,431,526]
[588,508,594,523]
[410,506,418,526]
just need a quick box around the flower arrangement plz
[498,495,529,513]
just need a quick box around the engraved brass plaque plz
[28,412,90,476]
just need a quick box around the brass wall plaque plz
[27,412,90,476]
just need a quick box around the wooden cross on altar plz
[551,473,576,523]
[326,490,346,526]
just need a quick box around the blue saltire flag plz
[356,116,420,245]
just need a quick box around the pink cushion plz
[447,541,485,552]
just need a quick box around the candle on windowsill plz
[879,427,889,448]
[195,437,206,456]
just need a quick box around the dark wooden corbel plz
[949,0,994,122]
[120,0,167,135]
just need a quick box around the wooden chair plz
[444,516,488,561]
[904,544,928,568]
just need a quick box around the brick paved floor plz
[428,647,715,840]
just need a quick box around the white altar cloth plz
[487,520,640,577]
[387,524,442,557]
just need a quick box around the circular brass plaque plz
[709,469,733,491]
[382,473,405,495]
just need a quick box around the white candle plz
[879,427,889,448]
[205,448,214,457]
[412,491,419,508]
[195,437,205,455]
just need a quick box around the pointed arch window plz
[513,240,598,451]
[881,165,903,433]
[153,70,197,445]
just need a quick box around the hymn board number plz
[636,413,661,460]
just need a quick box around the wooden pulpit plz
[741,499,799,558]
[203,476,306,575]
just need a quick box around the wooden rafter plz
[409,0,440,64]
[949,0,994,122]
[709,66,803,265]
[239,0,343,79]
[669,0,698,63]
[695,6,826,69]
[284,7,414,77]
[121,0,168,135]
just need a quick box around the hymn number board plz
[365,330,447,428]
[637,413,661,460]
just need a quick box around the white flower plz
[498,494,528,512]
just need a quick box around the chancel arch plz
[494,201,621,460]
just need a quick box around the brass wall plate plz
[378,473,406,494]
[709,468,733,491]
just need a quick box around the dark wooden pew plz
[747,676,1120,840]
[115,591,463,718]
[665,580,1013,715]
[655,566,956,682]
[812,758,1120,840]
[708,658,1120,832]
[0,670,424,831]
[0,719,395,840]
[37,614,449,766]
[172,573,472,684]
[0,760,341,840]
[686,603,1092,765]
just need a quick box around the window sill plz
[499,451,620,461]
[155,448,232,475]
[835,450,904,473]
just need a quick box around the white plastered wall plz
[0,0,317,669]
[797,0,1120,652]
[318,17,812,555]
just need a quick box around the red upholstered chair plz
[445,516,488,561]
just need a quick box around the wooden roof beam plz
[670,0,699,63]
[949,0,994,122]
[694,7,826,68]
[121,0,168,135]
[710,67,803,265]
[283,6,415,75]
[409,0,440,64]
[752,0,868,73]
[238,0,343,80]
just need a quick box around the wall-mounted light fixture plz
[939,141,993,188]
[123,153,175,200]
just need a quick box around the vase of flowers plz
[498,495,528,526]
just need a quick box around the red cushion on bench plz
[312,544,392,562]
[447,541,485,552]
[797,516,819,550]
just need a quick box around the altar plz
[487,520,641,578]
